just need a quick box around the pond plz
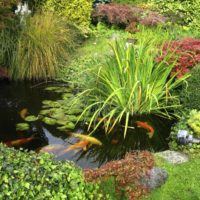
[0,81,173,168]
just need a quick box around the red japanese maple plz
[157,38,200,78]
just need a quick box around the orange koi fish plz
[37,144,65,153]
[111,139,119,144]
[20,108,28,119]
[135,121,154,138]
[58,140,90,156]
[4,136,34,147]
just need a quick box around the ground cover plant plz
[0,143,106,200]
[84,151,154,200]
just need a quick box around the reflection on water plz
[0,81,173,168]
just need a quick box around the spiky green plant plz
[77,32,189,137]
[10,12,80,80]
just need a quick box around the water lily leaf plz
[39,109,50,115]
[62,93,74,100]
[57,122,75,131]
[25,115,38,122]
[67,109,83,115]
[45,86,61,91]
[16,123,30,131]
[49,109,65,119]
[42,117,57,125]
[67,115,79,122]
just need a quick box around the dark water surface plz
[0,81,173,168]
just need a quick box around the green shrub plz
[179,66,200,110]
[43,0,93,31]
[149,0,200,30]
[75,28,188,137]
[0,143,104,199]
[10,12,81,80]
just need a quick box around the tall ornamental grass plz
[10,12,80,81]
[77,30,189,137]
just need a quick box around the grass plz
[10,12,80,81]
[143,154,200,200]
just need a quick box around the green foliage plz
[10,12,81,80]
[149,0,200,30]
[0,144,104,200]
[0,23,19,67]
[188,110,200,136]
[169,109,200,153]
[0,0,19,29]
[179,66,200,110]
[76,27,188,137]
[144,154,200,200]
[43,0,93,31]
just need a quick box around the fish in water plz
[135,121,154,138]
[20,108,28,119]
[73,134,102,145]
[37,144,65,153]
[57,140,90,156]
[4,135,35,147]
[111,139,119,145]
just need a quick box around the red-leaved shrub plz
[84,151,154,200]
[157,38,200,78]
[92,4,166,30]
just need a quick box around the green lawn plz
[143,154,200,200]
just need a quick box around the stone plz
[156,150,189,164]
[140,167,168,190]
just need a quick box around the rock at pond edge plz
[139,167,168,190]
[156,150,189,164]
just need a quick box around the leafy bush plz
[84,151,154,199]
[149,0,200,30]
[10,12,81,80]
[43,0,93,31]
[75,29,188,137]
[179,66,200,110]
[0,144,104,199]
[157,38,200,78]
[92,4,166,29]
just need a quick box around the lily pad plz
[25,115,38,122]
[67,108,83,115]
[62,93,74,100]
[49,109,65,119]
[16,123,30,131]
[39,109,50,115]
[42,117,57,125]
[45,86,61,91]
[57,122,75,131]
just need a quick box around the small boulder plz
[156,150,189,164]
[140,167,168,190]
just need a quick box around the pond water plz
[0,81,173,168]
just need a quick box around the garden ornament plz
[177,130,200,145]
